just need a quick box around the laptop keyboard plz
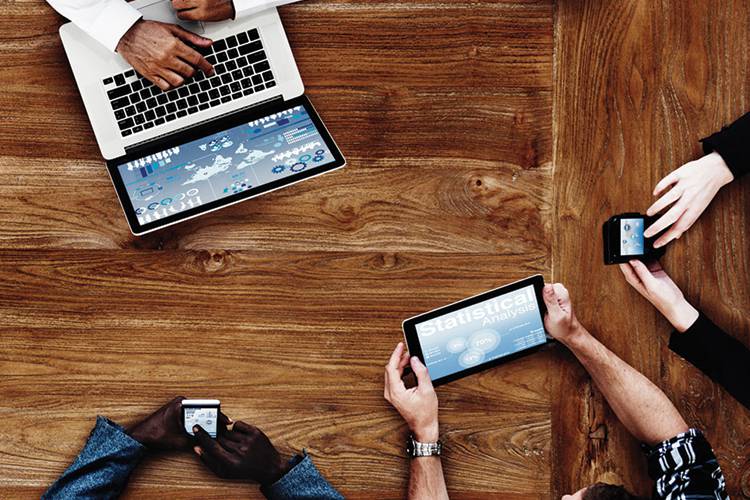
[101,28,276,138]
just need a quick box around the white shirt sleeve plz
[233,0,303,19]
[47,0,143,52]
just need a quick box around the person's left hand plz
[619,259,699,332]
[193,421,289,485]
[172,0,235,22]
[127,396,191,450]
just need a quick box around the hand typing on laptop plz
[117,19,214,91]
[173,0,236,22]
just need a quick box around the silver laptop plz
[59,0,345,235]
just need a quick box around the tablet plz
[106,95,345,235]
[402,275,550,386]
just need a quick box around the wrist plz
[706,151,735,187]
[413,422,439,442]
[664,299,699,333]
[260,455,290,486]
[126,421,151,448]
[559,321,589,348]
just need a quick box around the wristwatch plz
[406,434,442,458]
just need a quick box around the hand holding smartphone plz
[603,213,666,265]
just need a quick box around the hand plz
[193,421,288,485]
[619,259,699,332]
[116,19,214,90]
[644,152,734,248]
[173,0,235,21]
[542,283,583,344]
[384,342,439,442]
[127,396,190,450]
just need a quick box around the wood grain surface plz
[1,0,748,498]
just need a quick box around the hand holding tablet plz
[402,275,552,386]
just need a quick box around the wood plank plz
[552,0,750,497]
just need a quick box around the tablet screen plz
[620,218,645,256]
[114,102,337,227]
[413,284,546,381]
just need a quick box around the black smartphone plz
[602,213,665,265]
[181,399,220,438]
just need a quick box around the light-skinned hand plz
[644,152,734,248]
[116,19,214,90]
[619,259,699,332]
[384,342,439,442]
[172,0,235,21]
[542,283,583,344]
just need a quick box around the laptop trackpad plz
[138,0,205,34]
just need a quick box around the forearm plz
[46,0,141,52]
[563,326,688,446]
[232,0,301,18]
[408,457,449,500]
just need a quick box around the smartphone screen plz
[183,404,219,438]
[620,218,645,256]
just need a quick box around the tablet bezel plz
[402,274,551,386]
[106,94,345,235]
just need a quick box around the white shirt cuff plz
[233,0,300,19]
[87,0,143,52]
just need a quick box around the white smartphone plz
[182,399,220,438]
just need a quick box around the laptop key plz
[144,122,154,129]
[213,39,227,52]
[136,102,147,113]
[217,52,228,63]
[176,98,188,110]
[243,67,254,77]
[230,82,241,93]
[114,74,126,86]
[226,60,237,72]
[266,80,276,88]
[132,125,143,133]
[115,109,126,120]
[232,69,243,81]
[122,129,132,137]
[178,87,189,98]
[221,73,232,84]
[167,90,179,101]
[134,114,145,124]
[131,80,143,92]
[150,86,161,97]
[239,41,262,56]
[145,110,156,121]
[139,89,150,100]
[124,69,135,78]
[199,80,211,91]
[252,74,263,85]
[219,85,231,96]
[262,70,274,82]
[198,93,209,103]
[118,117,134,130]
[107,84,130,100]
[237,56,248,67]
[231,91,242,100]
[155,105,166,116]
[254,84,265,92]
[206,55,217,65]
[241,78,252,88]
[188,83,200,94]
[227,48,239,60]
[125,105,136,116]
[166,103,177,113]
[226,35,238,48]
[254,61,270,73]
[154,117,165,125]
[248,28,259,41]
[146,97,157,108]
[187,95,198,106]
[188,106,198,114]
[215,62,226,73]
[198,103,209,111]
[157,94,168,105]
[246,50,266,64]
[176,110,187,117]
[166,113,177,122]
[237,32,249,44]
[209,89,220,99]
[221,96,231,103]
[103,76,113,85]
[210,99,221,107]
[243,88,254,96]
[209,76,222,87]
[111,96,130,110]
[130,93,141,104]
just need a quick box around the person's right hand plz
[542,283,583,344]
[619,259,699,332]
[116,19,214,90]
[384,342,439,442]
[193,420,289,485]
[127,396,190,450]
[644,152,734,248]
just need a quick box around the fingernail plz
[194,446,202,455]
[193,425,199,433]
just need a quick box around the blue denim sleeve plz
[42,416,146,500]
[260,452,344,500]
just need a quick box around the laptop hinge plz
[124,95,285,153]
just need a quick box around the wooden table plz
[0,1,748,498]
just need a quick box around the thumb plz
[170,25,213,46]
[410,356,433,389]
[628,259,657,288]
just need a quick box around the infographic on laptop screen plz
[414,285,547,380]
[116,104,335,226]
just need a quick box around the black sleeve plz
[701,112,750,179]
[669,312,750,410]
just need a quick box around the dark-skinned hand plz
[127,396,191,450]
[116,19,214,90]
[172,0,236,22]
[193,420,289,485]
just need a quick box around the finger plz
[409,356,433,389]
[218,412,234,431]
[158,68,185,89]
[552,283,570,308]
[192,425,234,462]
[171,0,196,9]
[618,262,645,292]
[231,421,258,435]
[170,25,213,47]
[643,258,663,274]
[644,200,687,238]
[628,259,658,288]
[653,171,679,197]
[194,445,225,477]
[176,8,200,21]
[398,350,410,370]
[217,434,243,453]
[542,283,565,314]
[169,56,196,78]
[176,44,213,75]
[385,343,407,393]
[151,75,171,91]
[646,185,682,216]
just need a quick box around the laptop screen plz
[113,102,339,228]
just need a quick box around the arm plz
[542,284,688,445]
[620,260,750,410]
[46,0,142,52]
[172,0,302,21]
[701,111,750,180]
[42,416,145,499]
[384,342,449,500]
[192,420,343,500]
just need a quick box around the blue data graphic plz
[620,218,645,256]
[116,105,334,225]
[415,285,546,380]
